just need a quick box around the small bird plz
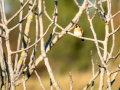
[74,24,84,41]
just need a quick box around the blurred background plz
[1,0,120,89]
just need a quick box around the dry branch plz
[1,0,120,90]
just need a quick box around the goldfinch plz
[74,24,84,41]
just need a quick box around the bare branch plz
[29,0,38,68]
[50,78,53,90]
[0,34,6,38]
[7,0,30,24]
[106,0,111,17]
[40,1,61,90]
[109,25,120,36]
[9,0,36,31]
[14,0,23,72]
[91,11,97,20]
[15,0,34,75]
[88,0,97,9]
[2,0,119,90]
[52,0,58,34]
[95,0,107,22]
[109,6,115,61]
[88,0,107,9]
[91,50,95,76]
[67,31,103,44]
[100,0,105,12]
[106,65,120,90]
[69,72,73,90]
[111,10,120,19]
[96,60,106,70]
[43,1,65,31]
[109,48,120,60]
[83,69,101,90]
[34,68,45,90]
[110,67,120,75]
[22,61,26,90]
[11,22,53,54]
[74,0,80,8]
[15,67,33,86]
[86,1,110,90]
[1,0,7,24]
[86,0,104,64]
[0,23,3,27]
[0,28,6,90]
[0,3,5,26]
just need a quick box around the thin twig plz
[50,78,53,90]
[40,1,61,90]
[83,69,101,90]
[1,0,7,24]
[91,11,97,20]
[86,1,109,90]
[52,0,58,34]
[11,21,51,54]
[14,0,23,72]
[88,0,107,8]
[108,2,115,63]
[69,72,73,90]
[100,0,105,12]
[88,0,97,9]
[16,0,34,75]
[109,25,120,36]
[67,32,103,44]
[0,3,4,24]
[74,0,80,8]
[95,0,107,22]
[22,61,26,90]
[29,0,38,67]
[106,65,120,90]
[96,60,106,70]
[91,50,95,76]
[111,10,120,19]
[7,0,30,24]
[43,1,65,31]
[9,0,36,31]
[34,68,45,90]
[109,48,120,60]
[110,68,120,75]
[86,0,103,63]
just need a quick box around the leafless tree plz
[0,0,120,90]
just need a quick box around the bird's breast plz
[74,28,82,37]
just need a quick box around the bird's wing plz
[80,28,84,37]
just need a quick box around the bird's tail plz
[81,39,84,41]
[82,34,84,41]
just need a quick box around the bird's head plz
[75,24,80,28]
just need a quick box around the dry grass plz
[16,71,93,90]
[15,61,120,90]
[1,58,120,90]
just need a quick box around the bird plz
[74,24,84,41]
